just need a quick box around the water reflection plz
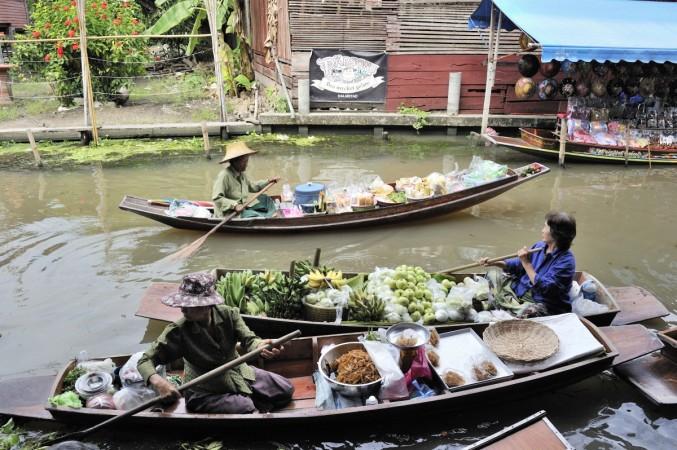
[1,135,675,448]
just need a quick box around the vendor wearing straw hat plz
[211,141,280,218]
[137,272,294,413]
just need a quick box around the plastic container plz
[294,182,325,206]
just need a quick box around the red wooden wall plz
[386,54,566,115]
[0,0,29,29]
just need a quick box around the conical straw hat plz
[219,141,257,164]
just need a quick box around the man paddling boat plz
[138,272,294,413]
[212,141,280,218]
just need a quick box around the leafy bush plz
[265,85,288,113]
[11,0,150,106]
[398,104,430,133]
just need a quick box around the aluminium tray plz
[431,328,514,392]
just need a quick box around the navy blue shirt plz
[504,241,576,314]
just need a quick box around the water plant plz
[398,104,430,133]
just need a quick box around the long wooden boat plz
[137,269,628,338]
[486,129,677,165]
[465,410,573,450]
[33,320,616,430]
[118,163,549,233]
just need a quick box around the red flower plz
[71,0,76,6]
[68,29,76,38]
[100,13,107,20]
[74,17,79,24]
[91,2,98,9]
[57,46,64,58]
[32,30,41,38]
[65,19,72,27]
[131,30,139,35]
[72,43,79,51]
[131,18,139,25]
[63,5,69,11]
[112,18,122,26]
[44,22,52,30]
[101,2,107,9]
[44,53,51,62]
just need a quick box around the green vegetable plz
[62,366,86,392]
[1,418,56,450]
[48,391,82,408]
[387,191,407,203]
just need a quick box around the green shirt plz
[137,305,263,395]
[211,165,268,218]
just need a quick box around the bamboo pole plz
[2,34,211,44]
[558,117,567,167]
[26,129,42,167]
[204,0,228,124]
[201,122,211,159]
[479,4,496,136]
[77,0,98,144]
[273,47,295,118]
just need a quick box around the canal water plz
[1,135,675,449]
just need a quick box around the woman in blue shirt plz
[481,211,577,315]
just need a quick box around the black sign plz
[309,50,387,103]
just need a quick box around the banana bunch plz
[307,268,347,289]
[348,288,386,322]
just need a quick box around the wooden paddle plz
[165,180,277,262]
[44,329,301,446]
[436,247,544,274]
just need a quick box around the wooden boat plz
[465,410,573,449]
[12,319,616,430]
[486,129,677,165]
[118,163,549,233]
[137,269,626,338]
[613,326,677,407]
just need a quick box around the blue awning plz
[469,0,677,63]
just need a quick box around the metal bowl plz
[318,342,383,397]
[386,322,430,349]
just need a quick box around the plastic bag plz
[77,358,116,375]
[424,172,447,195]
[312,371,335,410]
[119,352,165,387]
[572,295,609,316]
[403,346,433,388]
[113,385,158,410]
[362,340,408,400]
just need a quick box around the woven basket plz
[483,320,559,363]
[302,299,345,322]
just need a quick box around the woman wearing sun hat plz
[211,141,280,219]
[137,272,294,413]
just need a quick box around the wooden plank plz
[615,351,677,406]
[0,375,55,420]
[599,325,664,366]
[136,282,182,323]
[290,375,316,400]
[484,420,570,450]
[608,286,670,325]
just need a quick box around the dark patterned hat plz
[161,273,223,308]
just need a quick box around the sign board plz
[310,50,387,103]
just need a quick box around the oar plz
[44,329,301,446]
[436,247,543,274]
[165,180,277,262]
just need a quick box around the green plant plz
[265,85,288,113]
[11,0,150,106]
[1,418,55,450]
[398,104,430,133]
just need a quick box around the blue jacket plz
[504,241,576,314]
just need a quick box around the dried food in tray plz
[429,328,513,392]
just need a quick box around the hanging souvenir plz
[592,61,609,77]
[628,62,644,77]
[606,79,624,97]
[662,62,675,75]
[639,77,655,97]
[561,60,575,75]
[577,61,592,76]
[519,33,535,51]
[576,79,591,97]
[623,78,640,96]
[540,60,561,78]
[654,79,669,98]
[559,78,577,97]
[537,79,558,100]
[514,77,537,99]
[591,79,607,97]
[642,63,660,77]
[613,62,628,77]
[517,55,540,77]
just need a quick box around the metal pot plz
[318,342,383,398]
[540,60,561,78]
[517,55,540,77]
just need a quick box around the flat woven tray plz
[483,320,559,363]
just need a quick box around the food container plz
[75,371,113,400]
[318,342,383,397]
[386,322,430,349]
[294,182,325,206]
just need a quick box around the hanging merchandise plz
[662,62,675,75]
[592,61,609,77]
[518,32,535,51]
[540,60,561,78]
[606,79,624,97]
[624,78,640,96]
[559,78,577,98]
[629,62,644,78]
[577,62,592,76]
[613,62,629,77]
[517,55,540,77]
[561,60,575,75]
[538,79,558,100]
[639,77,655,97]
[576,79,591,97]
[591,79,607,97]
[515,77,537,99]
[642,62,661,77]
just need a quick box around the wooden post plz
[76,0,98,144]
[558,117,567,167]
[26,129,42,167]
[298,79,310,115]
[201,123,211,159]
[273,47,295,118]
[253,83,259,120]
[624,129,629,166]
[447,72,462,115]
[480,5,496,136]
[205,0,228,124]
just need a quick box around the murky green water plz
[1,135,675,449]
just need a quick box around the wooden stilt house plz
[247,0,564,114]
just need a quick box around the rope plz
[91,68,199,79]
[92,90,210,97]
[12,93,83,99]
[88,49,211,64]
[1,76,81,84]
